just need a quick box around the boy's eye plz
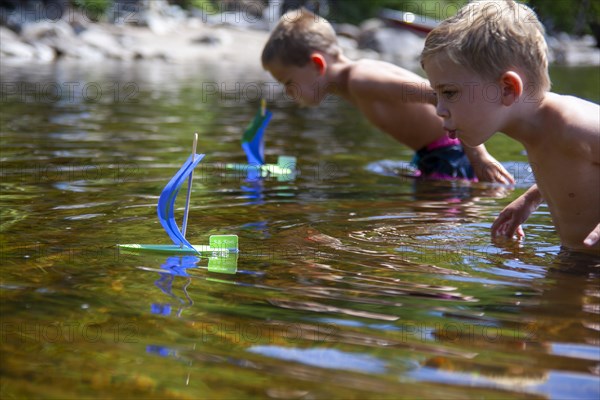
[442,90,458,100]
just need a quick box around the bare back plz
[524,94,600,252]
[342,60,445,150]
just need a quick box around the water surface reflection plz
[1,60,599,399]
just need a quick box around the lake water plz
[1,59,599,399]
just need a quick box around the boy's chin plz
[458,134,484,148]
[461,139,481,148]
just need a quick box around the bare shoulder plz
[545,94,599,136]
[350,59,425,81]
[543,93,600,156]
[347,59,430,97]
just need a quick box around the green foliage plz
[192,0,219,13]
[325,0,597,35]
[527,0,600,35]
[327,0,469,25]
[73,0,112,22]
[172,0,218,14]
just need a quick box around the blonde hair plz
[421,0,551,94]
[261,8,341,67]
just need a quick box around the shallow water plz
[1,60,599,399]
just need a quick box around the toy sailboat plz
[225,99,297,180]
[118,133,238,255]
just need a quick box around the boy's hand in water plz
[476,158,515,185]
[492,185,542,240]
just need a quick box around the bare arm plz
[462,144,515,184]
[491,184,543,239]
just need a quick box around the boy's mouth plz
[445,129,458,139]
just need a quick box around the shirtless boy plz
[261,8,514,183]
[420,0,599,252]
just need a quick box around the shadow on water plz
[1,60,599,399]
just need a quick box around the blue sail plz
[157,154,205,249]
[241,108,273,165]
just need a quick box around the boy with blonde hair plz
[261,8,514,183]
[421,0,599,252]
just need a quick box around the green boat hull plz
[118,235,239,255]
[118,244,214,254]
[224,163,294,176]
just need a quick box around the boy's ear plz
[311,53,327,76]
[500,71,523,106]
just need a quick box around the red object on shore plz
[378,9,439,36]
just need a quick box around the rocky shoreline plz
[1,1,599,71]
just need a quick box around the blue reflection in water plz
[146,344,178,358]
[408,367,600,400]
[248,345,387,374]
[152,255,199,317]
[241,177,265,204]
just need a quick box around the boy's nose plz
[436,103,449,119]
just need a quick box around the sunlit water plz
[1,59,599,399]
